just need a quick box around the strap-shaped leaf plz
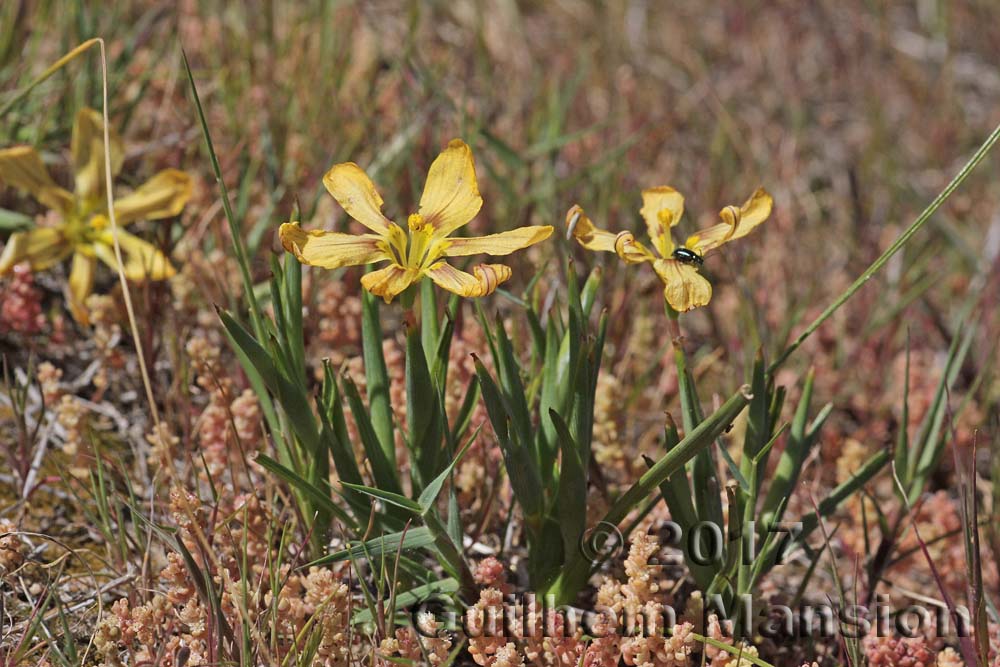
[361,287,396,465]
[406,324,444,490]
[341,374,404,496]
[474,356,544,520]
[550,409,586,567]
[307,526,434,566]
[255,454,354,529]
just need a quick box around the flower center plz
[397,213,445,271]
[64,197,109,247]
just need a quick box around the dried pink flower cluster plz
[185,335,262,484]
[863,634,936,667]
[36,361,63,405]
[592,532,698,667]
[0,518,27,575]
[84,293,123,394]
[313,279,363,368]
[55,394,90,477]
[380,611,453,666]
[93,488,355,666]
[0,264,45,335]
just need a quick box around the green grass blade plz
[770,119,1000,372]
[182,51,266,340]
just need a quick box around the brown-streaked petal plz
[0,227,72,274]
[95,229,175,281]
[443,225,553,257]
[322,162,393,234]
[425,261,511,298]
[279,222,388,269]
[360,264,419,303]
[686,188,773,255]
[418,139,483,237]
[613,231,656,264]
[67,251,97,325]
[113,169,193,224]
[654,258,712,312]
[565,205,618,253]
[640,186,684,256]
[72,108,125,200]
[0,146,74,213]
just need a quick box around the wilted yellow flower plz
[567,187,772,312]
[0,108,191,324]
[280,139,553,302]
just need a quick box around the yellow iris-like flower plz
[566,187,773,312]
[0,108,191,324]
[279,139,553,302]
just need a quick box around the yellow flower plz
[0,108,191,324]
[566,187,773,312]
[279,139,553,302]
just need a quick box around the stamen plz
[407,213,427,231]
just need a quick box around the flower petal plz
[419,139,483,236]
[444,225,553,258]
[640,186,684,257]
[96,228,175,281]
[67,252,97,325]
[565,205,618,253]
[360,264,419,303]
[614,231,656,264]
[72,108,124,200]
[113,169,193,224]
[654,258,712,312]
[686,188,773,255]
[425,261,511,298]
[322,162,392,234]
[279,222,388,269]
[0,227,72,273]
[0,146,74,213]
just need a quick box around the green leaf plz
[343,482,422,514]
[420,278,440,363]
[907,321,976,502]
[580,266,602,318]
[318,363,369,520]
[674,340,724,532]
[219,308,321,455]
[538,315,576,474]
[769,119,1000,372]
[492,313,534,457]
[474,356,544,521]
[417,428,477,513]
[760,369,828,524]
[740,350,769,484]
[361,286,396,465]
[341,374,404,496]
[308,527,435,566]
[751,448,890,588]
[548,385,752,605]
[183,52,266,341]
[406,323,444,490]
[282,252,306,385]
[254,454,354,529]
[550,409,586,565]
[894,338,911,486]
[218,308,280,390]
[353,578,459,625]
[0,207,33,231]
